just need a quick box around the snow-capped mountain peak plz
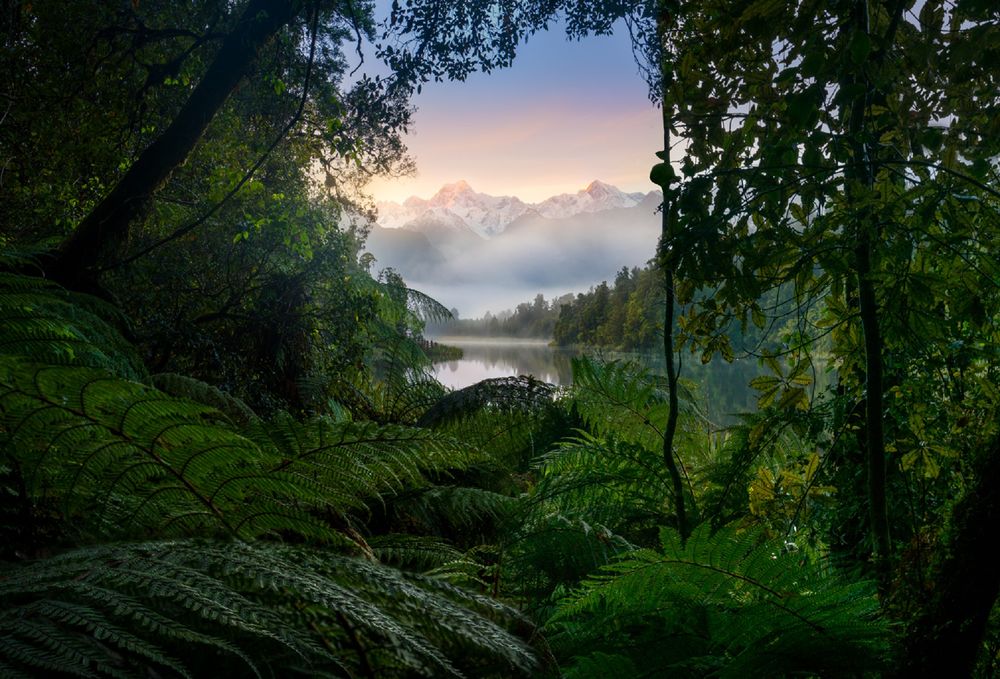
[584,179,615,197]
[429,180,474,205]
[375,179,655,237]
[379,180,534,239]
[534,180,651,219]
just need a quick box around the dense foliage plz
[2,0,1000,676]
[552,266,664,349]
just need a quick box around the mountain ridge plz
[375,179,656,238]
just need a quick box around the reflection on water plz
[428,336,763,425]
[429,336,576,388]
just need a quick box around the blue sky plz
[364,11,663,203]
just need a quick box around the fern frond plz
[418,376,556,429]
[417,376,559,471]
[0,359,476,546]
[0,274,146,381]
[333,331,447,423]
[368,533,467,570]
[0,540,538,677]
[152,372,259,426]
[504,512,633,603]
[567,356,703,454]
[406,287,454,323]
[247,413,481,513]
[548,524,889,677]
[531,431,675,532]
[391,485,519,539]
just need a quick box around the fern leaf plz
[1,360,477,547]
[152,372,259,426]
[547,524,889,677]
[0,274,146,381]
[0,540,538,677]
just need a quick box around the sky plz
[363,12,663,204]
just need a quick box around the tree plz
[2,0,408,289]
[655,0,1000,665]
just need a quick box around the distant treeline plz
[427,293,573,339]
[429,266,667,351]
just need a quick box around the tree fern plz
[531,431,676,534]
[0,273,146,381]
[0,269,543,675]
[418,376,560,473]
[246,412,482,517]
[503,511,633,608]
[418,376,556,429]
[567,356,686,453]
[331,332,447,424]
[0,540,537,677]
[0,358,480,547]
[548,524,889,677]
[388,485,519,538]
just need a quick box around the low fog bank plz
[366,198,661,317]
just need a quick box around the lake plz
[428,336,762,425]
[429,336,576,387]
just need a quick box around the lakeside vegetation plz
[2,1,999,677]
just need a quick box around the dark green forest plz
[427,268,666,349]
[2,0,999,677]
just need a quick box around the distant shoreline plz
[425,335,554,347]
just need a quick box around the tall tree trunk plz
[843,0,891,591]
[656,1,688,541]
[51,0,302,289]
[895,434,1000,677]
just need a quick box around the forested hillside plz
[2,0,999,677]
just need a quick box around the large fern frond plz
[332,332,447,424]
[152,372,260,427]
[418,376,559,472]
[418,376,556,428]
[0,359,477,547]
[246,412,481,515]
[0,540,537,677]
[531,431,675,533]
[0,273,146,381]
[567,356,705,456]
[503,512,634,606]
[548,524,889,677]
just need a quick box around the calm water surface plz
[429,336,576,387]
[429,336,761,424]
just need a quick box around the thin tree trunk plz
[51,0,301,288]
[843,0,891,590]
[856,235,890,588]
[657,2,688,542]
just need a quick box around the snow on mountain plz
[374,200,414,230]
[534,180,650,219]
[378,180,535,239]
[375,179,653,239]
[365,180,662,316]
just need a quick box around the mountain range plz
[364,180,661,316]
